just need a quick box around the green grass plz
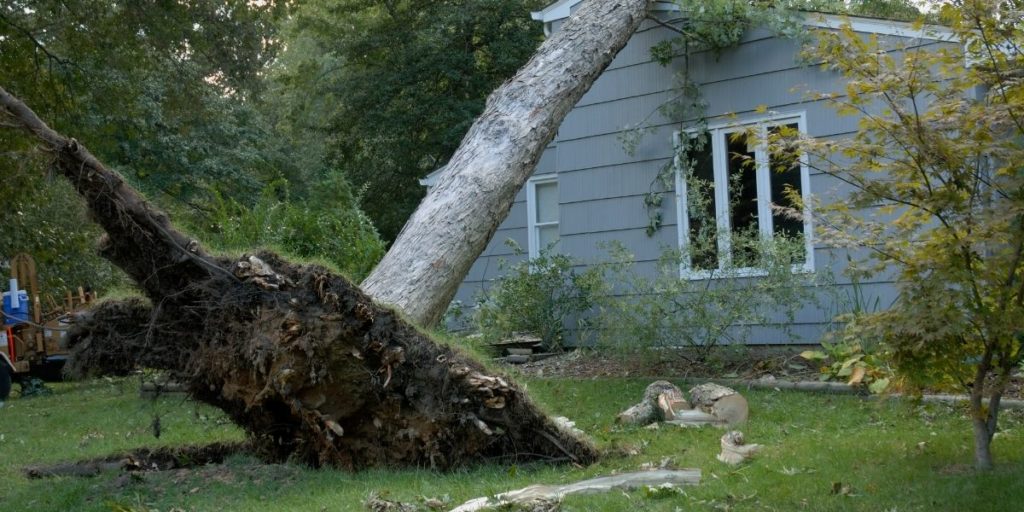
[1,377,1022,511]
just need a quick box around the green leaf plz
[800,350,828,361]
[839,354,865,370]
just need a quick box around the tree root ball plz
[68,253,598,470]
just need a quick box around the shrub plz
[0,159,126,294]
[597,237,817,362]
[185,179,385,281]
[474,242,605,352]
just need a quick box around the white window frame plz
[674,112,814,279]
[526,175,559,259]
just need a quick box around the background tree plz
[1,0,385,288]
[0,0,282,289]
[281,0,548,241]
[799,0,1024,470]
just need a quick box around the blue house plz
[423,1,957,345]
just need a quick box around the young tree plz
[800,0,1024,470]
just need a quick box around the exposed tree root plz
[24,442,246,478]
[0,86,599,470]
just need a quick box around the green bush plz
[808,277,893,393]
[185,179,385,281]
[597,237,817,362]
[474,242,605,352]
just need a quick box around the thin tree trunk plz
[972,356,1014,471]
[971,411,995,471]
[361,0,653,327]
[968,345,1003,471]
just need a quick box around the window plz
[674,114,813,277]
[527,176,559,259]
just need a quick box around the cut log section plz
[617,381,748,427]
[689,383,749,426]
[449,469,702,512]
[716,431,761,466]
[664,409,724,428]
[616,381,688,425]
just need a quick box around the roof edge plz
[530,1,955,42]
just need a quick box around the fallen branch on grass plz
[448,469,702,512]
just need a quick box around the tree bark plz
[0,85,598,470]
[968,348,994,471]
[971,413,995,471]
[966,345,1015,472]
[361,0,654,327]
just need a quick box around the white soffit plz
[530,1,956,42]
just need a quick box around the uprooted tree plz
[0,0,653,469]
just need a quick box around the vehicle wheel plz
[0,362,11,401]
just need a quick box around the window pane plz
[538,225,560,252]
[769,123,805,264]
[535,181,558,224]
[684,135,718,270]
[726,131,759,266]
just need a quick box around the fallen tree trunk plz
[0,86,597,470]
[361,0,654,327]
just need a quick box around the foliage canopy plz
[280,0,548,240]
[1,0,387,290]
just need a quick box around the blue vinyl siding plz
[447,19,946,345]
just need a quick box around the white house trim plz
[806,13,956,42]
[526,175,560,259]
[673,111,814,280]
[419,166,445,188]
[530,2,956,42]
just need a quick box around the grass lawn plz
[1,377,1022,511]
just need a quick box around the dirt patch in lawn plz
[24,442,247,479]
